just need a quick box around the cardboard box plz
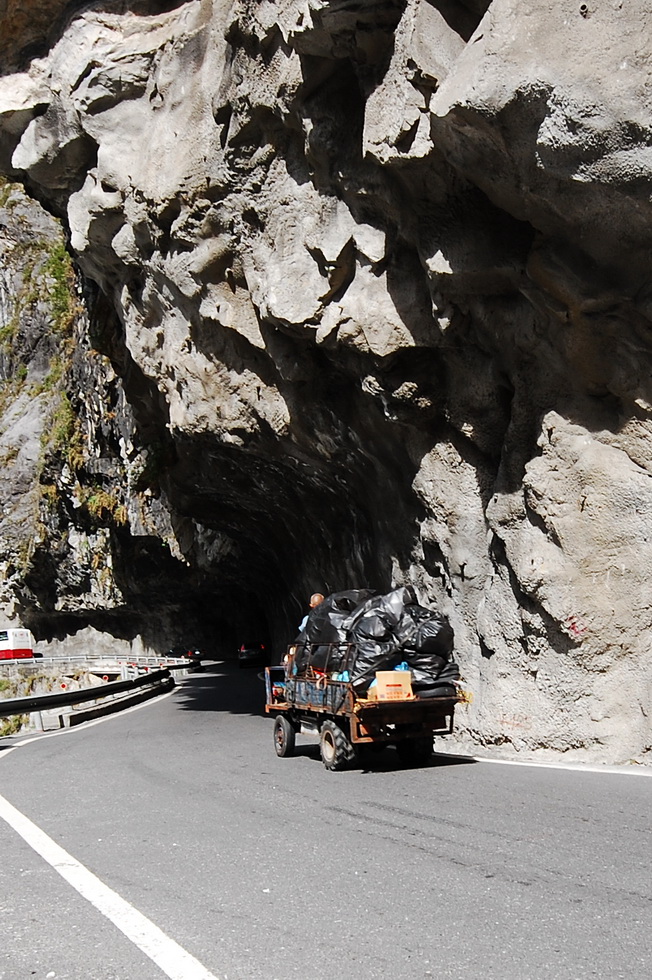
[374,670,413,701]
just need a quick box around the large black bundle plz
[345,588,457,694]
[294,589,376,672]
[396,604,454,660]
[396,603,455,693]
[291,587,458,696]
[343,586,416,634]
[345,587,417,690]
[411,659,460,698]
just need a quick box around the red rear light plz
[261,644,265,650]
[240,644,245,652]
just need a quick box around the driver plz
[298,592,325,632]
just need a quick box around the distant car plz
[166,646,203,666]
[237,642,270,668]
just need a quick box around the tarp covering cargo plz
[295,587,458,697]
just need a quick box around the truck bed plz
[265,665,457,745]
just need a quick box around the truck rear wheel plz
[396,736,433,767]
[274,715,296,757]
[320,720,356,771]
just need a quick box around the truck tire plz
[396,736,433,767]
[320,720,356,771]
[274,715,296,757]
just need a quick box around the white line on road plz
[0,685,178,760]
[0,791,222,980]
[434,750,652,776]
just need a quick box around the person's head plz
[309,592,325,608]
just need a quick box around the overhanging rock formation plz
[0,0,651,763]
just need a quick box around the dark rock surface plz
[0,0,651,762]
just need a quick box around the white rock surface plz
[0,0,651,763]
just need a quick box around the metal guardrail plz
[0,656,202,721]
[0,668,176,719]
[0,655,194,668]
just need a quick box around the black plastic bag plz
[344,586,416,636]
[292,586,458,695]
[395,604,454,658]
[413,659,460,698]
[408,658,447,686]
[294,589,376,673]
[345,588,417,689]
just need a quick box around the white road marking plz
[0,685,178,759]
[434,749,652,776]
[0,791,221,980]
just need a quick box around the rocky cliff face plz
[1,0,651,763]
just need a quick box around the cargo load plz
[294,586,459,698]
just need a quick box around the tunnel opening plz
[21,534,274,664]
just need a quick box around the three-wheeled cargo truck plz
[265,642,460,771]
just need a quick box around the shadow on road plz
[174,659,268,717]
[175,660,478,772]
[355,749,476,774]
[268,742,477,773]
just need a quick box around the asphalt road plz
[1,661,650,980]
